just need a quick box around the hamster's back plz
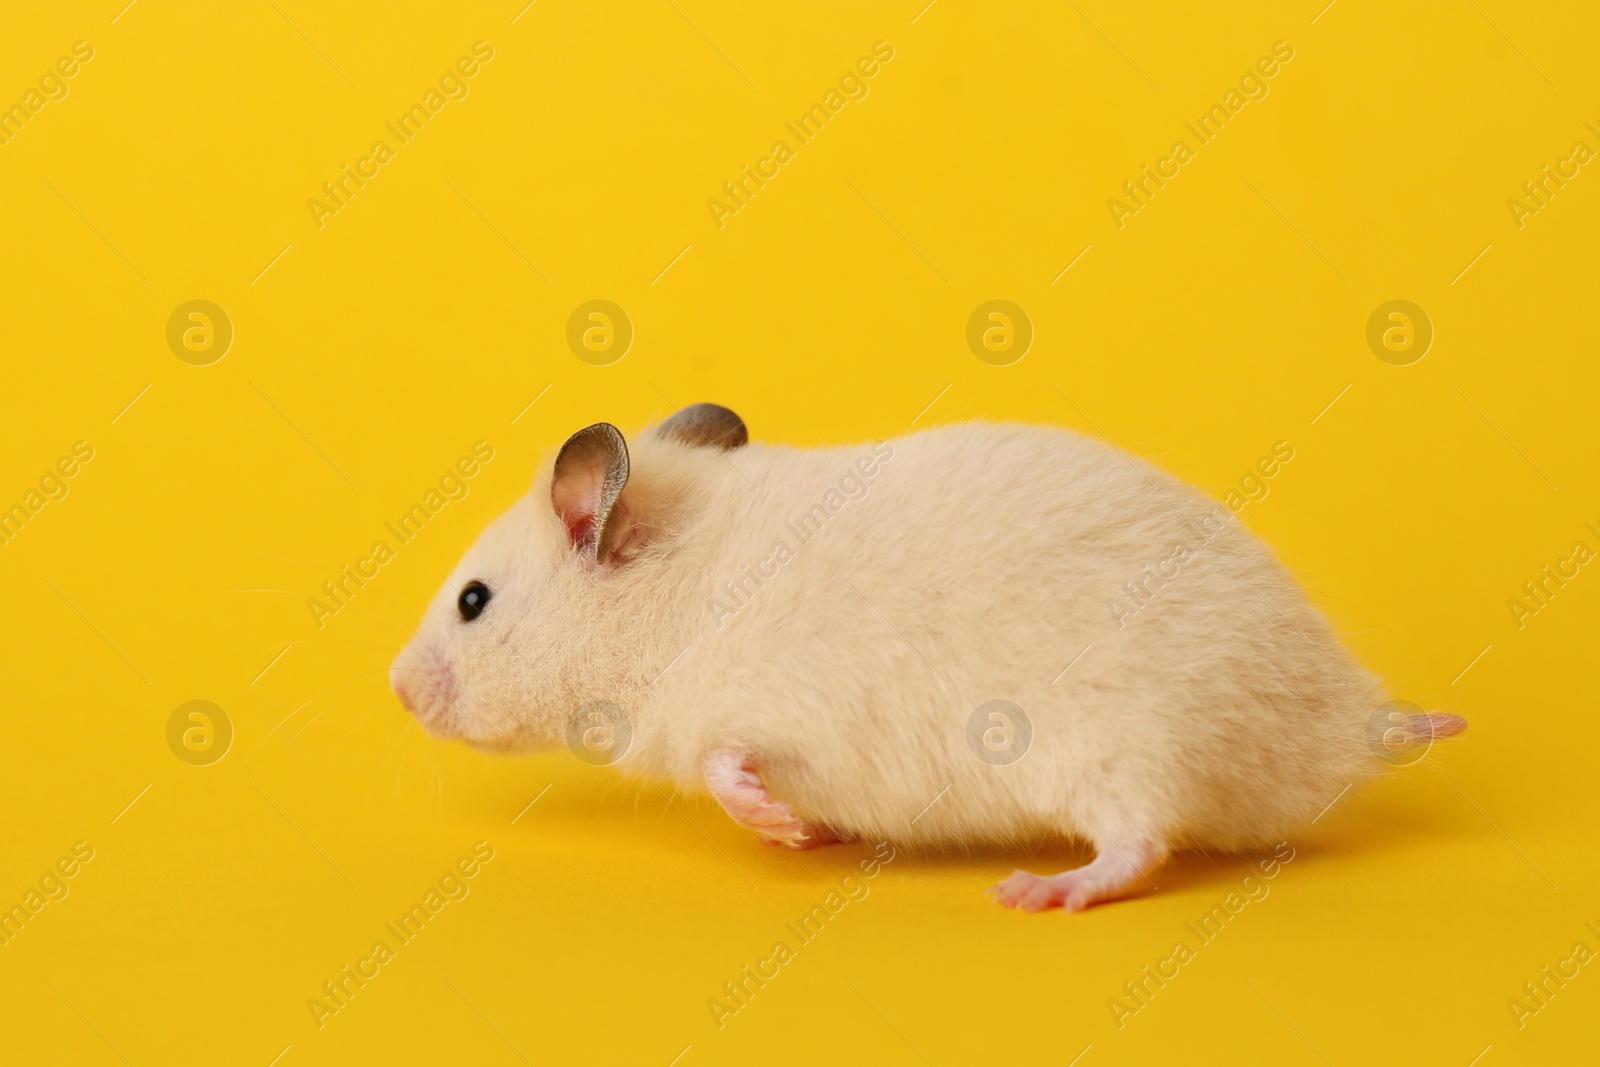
[674,421,1380,851]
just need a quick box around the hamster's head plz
[389,404,747,751]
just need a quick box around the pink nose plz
[390,666,417,713]
[390,645,457,729]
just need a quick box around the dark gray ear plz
[656,403,748,451]
[551,423,630,562]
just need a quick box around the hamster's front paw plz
[702,747,845,850]
[759,822,852,850]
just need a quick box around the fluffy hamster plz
[391,404,1464,912]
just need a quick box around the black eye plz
[457,581,491,621]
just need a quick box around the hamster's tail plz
[1404,713,1467,739]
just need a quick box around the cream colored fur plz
[392,420,1384,858]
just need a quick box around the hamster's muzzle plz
[390,644,458,733]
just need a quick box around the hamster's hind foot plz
[988,839,1167,913]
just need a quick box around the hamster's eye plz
[457,581,491,622]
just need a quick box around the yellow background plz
[2,1,1596,1063]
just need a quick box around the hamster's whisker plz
[364,720,411,808]
[243,697,316,763]
[345,700,383,738]
[434,750,445,819]
[310,663,408,694]
[249,665,400,763]
[288,701,338,745]
[394,728,412,803]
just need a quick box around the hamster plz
[391,404,1465,912]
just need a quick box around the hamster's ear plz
[656,403,748,450]
[551,423,631,563]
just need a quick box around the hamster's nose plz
[390,665,417,713]
[390,644,457,731]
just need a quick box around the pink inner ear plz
[565,513,597,552]
[552,462,604,550]
[553,464,635,561]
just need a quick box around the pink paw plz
[988,841,1165,913]
[759,821,850,850]
[703,747,846,850]
[988,870,1096,913]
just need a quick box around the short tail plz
[1404,713,1467,740]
